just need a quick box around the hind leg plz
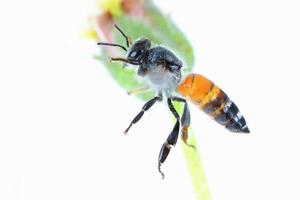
[171,96,195,148]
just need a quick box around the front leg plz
[110,57,141,66]
[158,98,180,178]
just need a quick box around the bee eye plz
[129,50,142,59]
[130,51,137,58]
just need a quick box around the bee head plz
[97,24,150,67]
[126,38,151,63]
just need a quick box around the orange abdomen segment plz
[177,74,213,104]
[177,74,250,133]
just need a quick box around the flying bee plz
[98,25,250,178]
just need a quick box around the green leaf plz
[97,2,195,101]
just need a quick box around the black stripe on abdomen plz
[203,90,228,114]
[215,100,250,133]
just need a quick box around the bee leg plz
[110,57,141,65]
[158,98,180,179]
[127,87,149,96]
[171,97,195,149]
[181,104,195,149]
[124,94,162,134]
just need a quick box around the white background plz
[1,0,300,199]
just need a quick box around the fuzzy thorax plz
[142,64,181,97]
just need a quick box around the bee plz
[98,25,250,178]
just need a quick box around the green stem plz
[174,103,211,200]
[182,132,211,200]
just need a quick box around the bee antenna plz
[97,42,127,52]
[114,24,130,48]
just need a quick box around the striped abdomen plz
[177,74,250,133]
